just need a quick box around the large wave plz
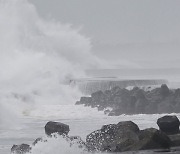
[0,0,104,127]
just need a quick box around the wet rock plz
[45,121,70,136]
[11,144,31,154]
[130,128,171,150]
[86,121,140,152]
[157,115,180,135]
[116,121,140,133]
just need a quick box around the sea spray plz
[29,134,87,154]
[0,0,104,128]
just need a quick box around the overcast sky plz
[29,0,180,68]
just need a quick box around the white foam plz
[0,0,104,128]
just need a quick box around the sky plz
[29,0,180,68]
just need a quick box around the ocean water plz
[0,0,180,154]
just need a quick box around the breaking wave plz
[0,0,104,127]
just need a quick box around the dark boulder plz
[11,144,31,154]
[45,121,70,136]
[157,115,180,135]
[86,121,140,152]
[130,128,171,150]
[116,121,140,133]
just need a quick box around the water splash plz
[0,0,103,127]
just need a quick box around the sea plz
[0,0,180,154]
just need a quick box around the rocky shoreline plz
[11,115,180,153]
[76,84,180,115]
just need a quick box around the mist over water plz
[0,0,105,128]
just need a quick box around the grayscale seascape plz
[0,0,180,154]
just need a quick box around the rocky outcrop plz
[76,84,180,115]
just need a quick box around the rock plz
[11,144,31,154]
[81,97,92,105]
[146,88,162,103]
[174,102,180,113]
[157,115,180,135]
[45,121,70,136]
[111,86,121,96]
[116,121,140,133]
[168,134,180,147]
[86,121,140,152]
[134,89,146,99]
[130,128,171,150]
[91,90,104,102]
[160,84,170,97]
[157,102,174,114]
[135,97,148,114]
[145,101,158,114]
[126,96,136,114]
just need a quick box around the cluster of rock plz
[11,115,180,153]
[76,84,180,115]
